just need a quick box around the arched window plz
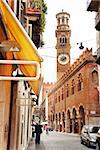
[71,79,75,95]
[60,35,67,46]
[62,88,64,100]
[77,73,83,91]
[58,91,60,101]
[58,17,60,24]
[66,84,69,97]
[66,17,68,24]
[62,16,64,24]
[92,69,98,86]
[59,113,61,121]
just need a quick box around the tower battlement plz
[64,48,93,77]
[43,82,54,86]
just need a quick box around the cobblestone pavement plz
[27,131,95,150]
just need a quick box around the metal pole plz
[0,60,41,80]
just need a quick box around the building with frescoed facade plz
[45,10,100,134]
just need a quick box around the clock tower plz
[55,10,71,80]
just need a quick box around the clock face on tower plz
[58,53,69,65]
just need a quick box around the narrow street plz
[0,0,100,150]
[27,131,95,150]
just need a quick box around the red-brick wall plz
[47,49,100,132]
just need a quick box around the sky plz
[38,0,97,83]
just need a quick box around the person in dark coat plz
[35,123,42,144]
[31,120,35,139]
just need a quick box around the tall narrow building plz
[55,11,71,79]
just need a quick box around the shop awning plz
[0,0,43,96]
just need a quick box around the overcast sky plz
[38,0,97,83]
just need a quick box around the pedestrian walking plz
[35,122,42,144]
[32,125,35,138]
[31,120,35,139]
[45,125,49,135]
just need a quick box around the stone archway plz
[62,112,65,132]
[59,112,62,132]
[79,105,85,132]
[51,114,53,129]
[67,110,72,133]
[72,108,78,133]
[55,114,58,131]
[52,114,55,129]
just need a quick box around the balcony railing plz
[26,8,41,16]
[26,0,42,16]
[87,0,99,12]
[95,11,100,31]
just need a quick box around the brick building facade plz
[46,10,100,134]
